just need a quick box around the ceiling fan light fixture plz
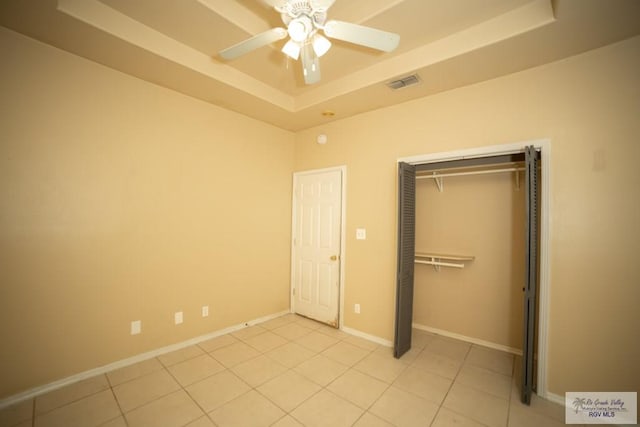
[288,18,311,42]
[282,40,301,60]
[312,34,331,57]
[217,0,401,86]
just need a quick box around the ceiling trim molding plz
[196,0,272,36]
[57,0,295,111]
[295,0,556,110]
[57,0,554,114]
[348,0,407,25]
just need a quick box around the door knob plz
[330,255,339,261]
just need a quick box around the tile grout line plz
[212,320,322,424]
[162,362,196,406]
[259,319,382,426]
[342,342,407,426]
[23,318,529,427]
[253,366,321,425]
[391,348,457,404]
[179,378,215,427]
[107,385,129,427]
[427,342,472,427]
[505,354,517,427]
[106,360,165,389]
[30,397,35,427]
[359,380,394,426]
[116,362,190,418]
[166,352,259,424]
[30,376,112,419]
[182,319,301,421]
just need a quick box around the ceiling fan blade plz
[301,43,321,85]
[219,27,287,60]
[323,20,400,52]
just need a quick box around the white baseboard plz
[341,326,393,347]
[545,391,566,406]
[0,309,290,410]
[413,323,523,356]
[342,324,581,419]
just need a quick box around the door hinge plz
[292,288,296,296]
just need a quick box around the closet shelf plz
[415,253,475,271]
[417,167,524,192]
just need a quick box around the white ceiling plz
[1,0,639,131]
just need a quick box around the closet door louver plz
[394,162,416,358]
[521,146,539,404]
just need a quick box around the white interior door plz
[292,169,342,327]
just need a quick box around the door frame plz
[290,165,347,329]
[398,139,551,400]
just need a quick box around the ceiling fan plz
[218,0,400,85]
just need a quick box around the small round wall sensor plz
[317,134,328,145]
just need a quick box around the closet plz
[394,147,540,404]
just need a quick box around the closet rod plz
[414,259,465,268]
[416,167,524,180]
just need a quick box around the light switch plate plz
[202,306,209,317]
[175,311,183,325]
[131,320,141,335]
[356,228,366,240]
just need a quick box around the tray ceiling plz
[1,0,639,130]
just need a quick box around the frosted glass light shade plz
[313,34,332,57]
[282,40,301,60]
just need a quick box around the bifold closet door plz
[394,162,416,358]
[521,146,539,404]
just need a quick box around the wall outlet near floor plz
[174,311,183,325]
[131,320,141,335]
[356,228,366,240]
[202,306,209,317]
[354,303,361,314]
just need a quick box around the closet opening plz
[395,145,544,405]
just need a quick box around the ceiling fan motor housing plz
[285,1,312,15]
[280,0,328,39]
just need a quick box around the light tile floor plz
[0,314,576,427]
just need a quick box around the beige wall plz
[414,172,526,350]
[294,36,640,395]
[0,28,295,398]
[1,24,638,402]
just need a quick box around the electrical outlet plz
[131,320,141,335]
[174,311,183,325]
[354,304,361,314]
[356,228,366,240]
[202,306,209,317]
